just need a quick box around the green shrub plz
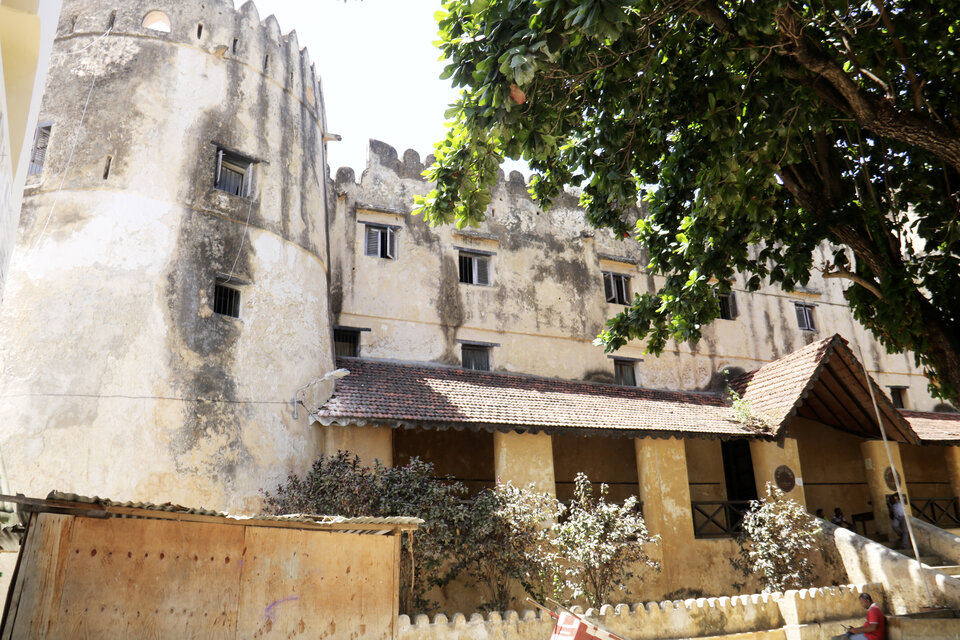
[458,482,561,610]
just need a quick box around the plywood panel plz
[5,513,74,640]
[36,516,244,638]
[236,527,396,640]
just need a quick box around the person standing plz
[889,494,910,549]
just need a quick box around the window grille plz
[718,293,737,320]
[794,303,816,331]
[614,359,637,386]
[215,148,254,197]
[213,281,240,318]
[458,253,491,285]
[603,272,630,304]
[334,329,361,357]
[28,124,52,175]
[461,345,490,371]
[364,225,397,259]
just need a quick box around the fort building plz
[0,0,335,513]
[1,0,959,614]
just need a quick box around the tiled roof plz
[43,492,422,530]
[900,410,960,442]
[320,336,933,443]
[729,336,836,431]
[729,334,919,443]
[318,358,757,439]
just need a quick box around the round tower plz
[0,0,334,512]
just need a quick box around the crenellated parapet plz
[53,0,324,123]
[397,583,882,640]
[334,138,579,209]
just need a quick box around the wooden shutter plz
[618,276,629,303]
[476,256,490,285]
[28,125,51,174]
[728,293,738,319]
[244,162,254,197]
[616,361,636,386]
[795,304,814,330]
[365,225,380,257]
[385,228,396,259]
[604,273,615,302]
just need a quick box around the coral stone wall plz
[0,0,333,512]
[330,140,937,406]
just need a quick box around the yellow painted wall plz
[493,431,556,495]
[792,418,873,527]
[0,0,60,303]
[321,424,393,468]
[749,438,806,504]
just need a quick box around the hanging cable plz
[226,195,255,281]
[33,29,111,250]
[855,343,935,609]
[52,26,113,57]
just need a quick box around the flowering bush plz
[553,473,659,607]
[733,482,821,593]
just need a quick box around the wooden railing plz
[691,500,753,538]
[910,497,960,528]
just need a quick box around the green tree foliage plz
[553,473,658,607]
[732,483,821,593]
[262,452,468,614]
[416,0,960,402]
[458,482,562,610]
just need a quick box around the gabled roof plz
[318,335,925,443]
[900,410,960,443]
[317,358,754,439]
[729,335,919,444]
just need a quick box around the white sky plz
[253,0,459,174]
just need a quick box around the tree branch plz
[821,269,883,299]
[871,0,928,115]
[773,6,960,173]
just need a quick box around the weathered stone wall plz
[398,583,881,640]
[330,141,938,408]
[0,0,333,512]
[823,522,960,614]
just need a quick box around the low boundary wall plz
[398,583,880,640]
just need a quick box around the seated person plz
[831,507,853,530]
[844,592,885,640]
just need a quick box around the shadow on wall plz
[820,520,960,614]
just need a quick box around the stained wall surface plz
[0,0,334,512]
[330,141,942,410]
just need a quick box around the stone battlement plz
[397,583,881,640]
[334,139,577,207]
[54,0,323,118]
